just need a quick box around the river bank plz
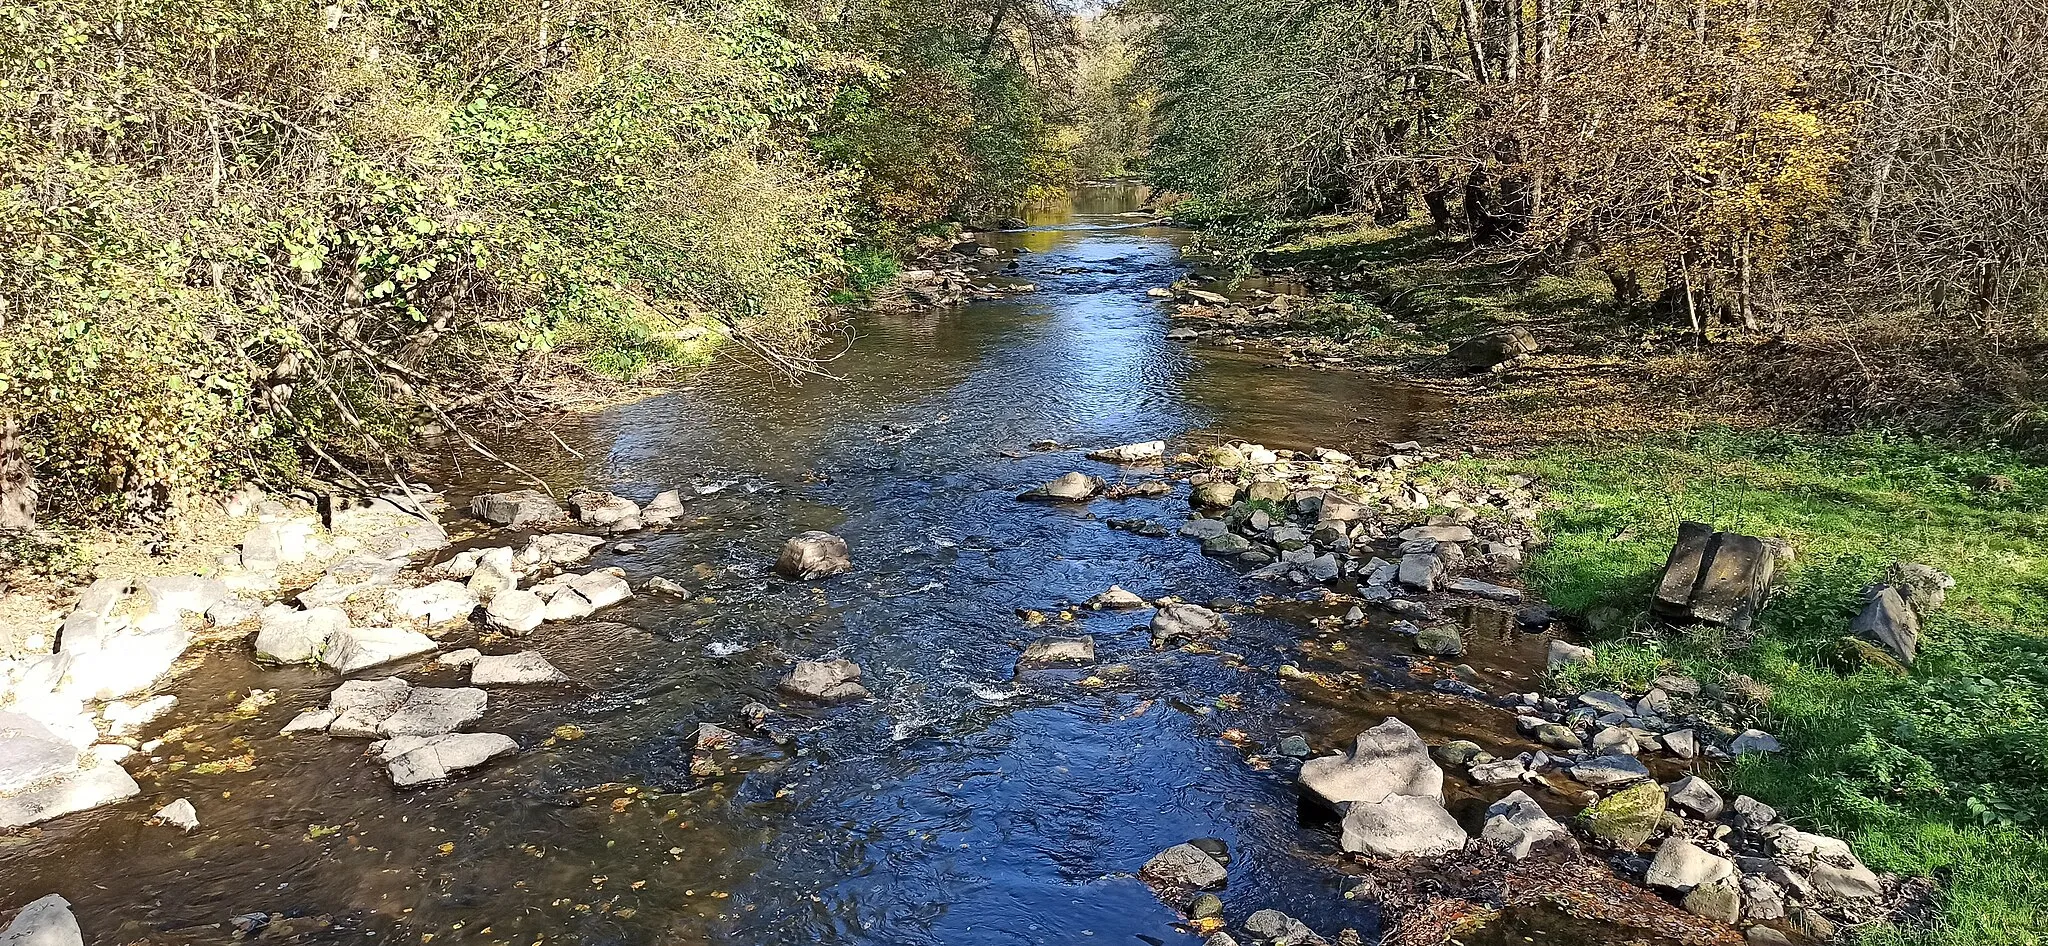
[0,188,2027,946]
[1148,213,2048,944]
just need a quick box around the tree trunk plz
[1460,0,1493,85]
[979,0,1010,61]
[0,418,37,531]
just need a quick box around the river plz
[2,187,1623,945]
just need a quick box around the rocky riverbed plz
[0,187,1918,946]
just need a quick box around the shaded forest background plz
[2,0,2045,519]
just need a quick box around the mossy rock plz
[1578,782,1666,849]
[1416,624,1464,657]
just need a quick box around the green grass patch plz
[1451,428,2048,944]
[830,245,902,305]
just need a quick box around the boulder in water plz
[779,659,870,703]
[374,732,517,788]
[1139,842,1228,894]
[1150,603,1225,644]
[1019,473,1104,502]
[1016,635,1095,673]
[470,652,571,685]
[470,490,564,529]
[776,532,853,580]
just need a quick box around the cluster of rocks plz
[1138,837,1364,946]
[0,490,454,827]
[280,672,543,787]
[0,478,714,825]
[1171,440,1534,598]
[896,237,1038,308]
[1210,714,1882,944]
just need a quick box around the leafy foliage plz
[0,0,1078,521]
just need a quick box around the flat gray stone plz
[1150,603,1225,643]
[1139,842,1228,891]
[470,490,564,529]
[377,687,488,737]
[1570,755,1650,786]
[1645,837,1736,890]
[485,589,545,634]
[375,732,516,788]
[1016,635,1095,673]
[1482,790,1574,860]
[1665,775,1725,818]
[386,581,478,624]
[0,714,79,793]
[321,627,436,674]
[470,652,571,685]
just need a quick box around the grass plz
[1445,429,2048,944]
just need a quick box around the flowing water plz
[2,187,1611,945]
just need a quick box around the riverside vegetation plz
[3,0,2048,943]
[0,0,1078,529]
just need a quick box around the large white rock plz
[320,627,437,674]
[639,490,686,525]
[60,627,192,700]
[324,677,416,738]
[0,761,139,829]
[466,547,520,603]
[57,578,130,652]
[516,533,605,568]
[375,687,488,738]
[375,732,517,788]
[137,576,231,624]
[1339,792,1467,858]
[485,590,545,634]
[567,492,642,532]
[0,714,78,793]
[253,605,350,664]
[1298,717,1443,809]
[0,893,82,946]
[385,581,478,624]
[566,571,632,609]
[1086,441,1167,463]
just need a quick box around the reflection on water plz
[2,188,1624,946]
